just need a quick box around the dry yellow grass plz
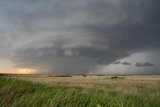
[13,75,160,96]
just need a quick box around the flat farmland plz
[1,74,160,107]
[14,74,160,90]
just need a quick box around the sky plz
[0,0,160,74]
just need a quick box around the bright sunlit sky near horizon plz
[0,0,160,74]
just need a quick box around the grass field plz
[0,74,160,107]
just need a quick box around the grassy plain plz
[0,74,160,107]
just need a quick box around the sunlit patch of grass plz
[49,74,73,77]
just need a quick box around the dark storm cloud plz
[0,0,160,73]
[121,62,131,66]
[113,61,121,65]
[135,62,154,67]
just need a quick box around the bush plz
[110,76,126,79]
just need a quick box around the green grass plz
[0,76,160,107]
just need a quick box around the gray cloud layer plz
[135,62,154,67]
[121,62,131,66]
[0,0,160,73]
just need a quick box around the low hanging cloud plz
[121,62,131,66]
[113,61,121,65]
[135,62,154,67]
[0,0,160,73]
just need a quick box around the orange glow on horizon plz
[15,68,38,74]
[0,59,38,74]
